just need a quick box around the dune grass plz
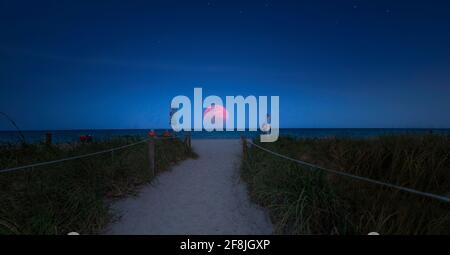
[0,136,195,235]
[241,135,450,234]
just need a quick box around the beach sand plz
[105,139,273,234]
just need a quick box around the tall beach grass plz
[241,135,450,234]
[0,136,195,234]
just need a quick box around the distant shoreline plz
[1,127,450,132]
[1,128,450,145]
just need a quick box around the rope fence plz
[243,137,450,204]
[0,136,188,174]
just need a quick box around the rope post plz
[45,133,52,146]
[241,136,248,161]
[184,133,192,151]
[148,138,156,177]
[188,133,192,149]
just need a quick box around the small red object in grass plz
[148,130,157,137]
[80,135,92,143]
[163,130,171,137]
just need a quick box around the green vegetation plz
[0,137,195,234]
[241,135,450,234]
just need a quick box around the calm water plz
[0,128,449,145]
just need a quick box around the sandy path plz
[106,139,273,235]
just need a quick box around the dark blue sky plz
[1,0,450,130]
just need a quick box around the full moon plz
[204,104,228,123]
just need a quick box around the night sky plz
[1,0,450,130]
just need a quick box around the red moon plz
[204,105,228,122]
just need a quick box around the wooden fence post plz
[188,133,192,149]
[184,133,192,151]
[148,138,156,176]
[45,133,52,146]
[241,136,248,161]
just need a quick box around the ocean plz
[0,128,449,145]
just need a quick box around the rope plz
[245,139,450,204]
[0,136,181,174]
